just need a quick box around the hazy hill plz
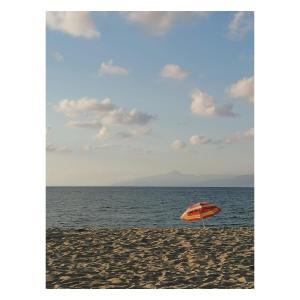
[113,171,254,187]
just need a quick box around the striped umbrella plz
[180,202,221,227]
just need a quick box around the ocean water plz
[46,187,254,228]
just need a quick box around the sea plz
[46,187,254,228]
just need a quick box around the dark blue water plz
[46,187,254,228]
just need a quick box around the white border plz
[45,0,255,11]
[2,0,300,299]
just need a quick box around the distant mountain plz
[113,171,254,187]
[199,175,254,187]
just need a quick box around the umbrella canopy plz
[180,202,221,222]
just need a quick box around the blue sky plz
[46,11,254,186]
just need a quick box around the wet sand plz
[46,227,254,289]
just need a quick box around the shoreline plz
[46,227,254,289]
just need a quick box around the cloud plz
[46,12,100,38]
[96,126,108,139]
[190,89,236,117]
[171,139,186,150]
[224,133,241,144]
[189,135,223,146]
[215,104,236,117]
[102,108,155,126]
[121,12,208,35]
[82,144,112,152]
[190,128,254,146]
[55,97,155,127]
[99,59,129,76]
[225,128,254,144]
[115,127,152,139]
[55,97,155,142]
[190,89,215,117]
[190,135,212,145]
[52,51,64,62]
[160,64,188,80]
[46,144,72,153]
[133,127,152,136]
[227,76,254,103]
[228,12,253,39]
[66,120,103,129]
[55,97,114,118]
[46,128,72,153]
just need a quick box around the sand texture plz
[46,227,254,289]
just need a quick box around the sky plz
[46,11,254,186]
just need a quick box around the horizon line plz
[46,185,254,188]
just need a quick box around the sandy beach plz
[46,227,254,289]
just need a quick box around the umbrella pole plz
[202,218,205,228]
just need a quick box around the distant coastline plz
[112,172,254,188]
[47,172,254,188]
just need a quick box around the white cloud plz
[190,89,236,117]
[46,144,72,153]
[66,120,103,129]
[215,104,236,117]
[227,76,254,103]
[190,135,212,145]
[96,126,108,139]
[189,128,254,146]
[52,51,64,62]
[116,127,152,139]
[99,59,129,76]
[133,127,152,136]
[121,12,208,36]
[225,128,254,144]
[82,144,112,152]
[190,89,216,117]
[228,12,253,39]
[55,97,114,118]
[160,64,188,80]
[55,97,155,141]
[224,132,242,144]
[102,108,155,126]
[46,12,100,39]
[189,135,223,146]
[55,97,154,126]
[171,139,186,150]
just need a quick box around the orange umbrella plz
[180,202,221,226]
